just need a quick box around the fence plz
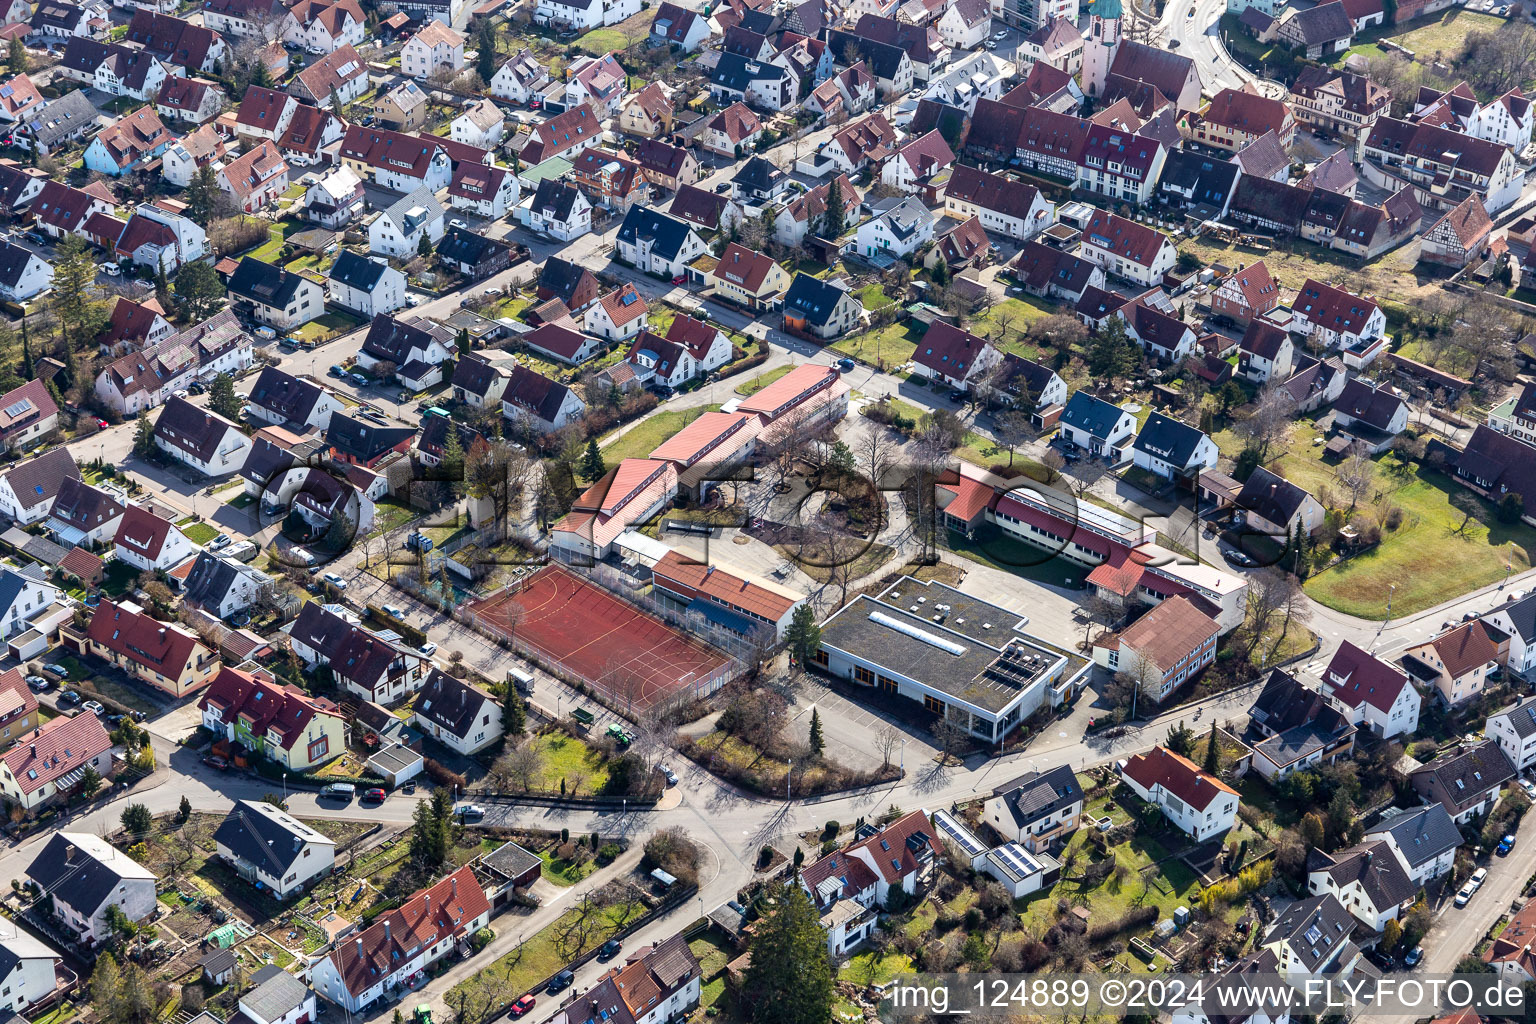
[584,560,773,667]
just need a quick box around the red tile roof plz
[1324,640,1410,714]
[199,665,342,751]
[323,866,489,996]
[652,550,797,621]
[843,809,941,885]
[1122,745,1237,811]
[86,599,207,681]
[0,713,112,795]
[113,505,178,562]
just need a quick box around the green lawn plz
[248,220,304,263]
[1244,423,1536,618]
[101,560,139,597]
[295,311,363,343]
[572,25,644,53]
[830,322,922,370]
[735,366,792,396]
[526,731,613,796]
[856,284,895,310]
[842,950,912,987]
[369,498,419,538]
[182,522,217,545]
[944,525,1091,588]
[446,902,644,1014]
[538,847,597,885]
[968,296,1054,337]
[600,404,723,463]
[1335,7,1501,63]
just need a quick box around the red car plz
[509,995,536,1018]
[363,788,387,802]
[203,755,228,770]
[671,275,686,285]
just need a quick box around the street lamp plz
[1387,583,1396,620]
[786,759,793,803]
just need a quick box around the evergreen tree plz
[930,258,949,286]
[119,962,154,1024]
[409,789,453,866]
[184,164,220,227]
[503,688,526,736]
[476,18,498,86]
[418,232,434,258]
[741,884,834,1024]
[823,176,845,239]
[175,259,225,320]
[154,257,172,312]
[785,603,820,666]
[178,794,191,822]
[20,319,33,380]
[328,85,342,115]
[8,37,26,75]
[1086,317,1138,381]
[78,764,102,799]
[580,438,605,481]
[52,235,102,352]
[90,953,122,1022]
[442,421,465,493]
[119,803,152,835]
[209,372,240,420]
[808,708,824,757]
[1203,724,1219,774]
[251,58,272,88]
[456,327,470,356]
[133,415,156,458]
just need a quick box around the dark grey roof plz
[1264,893,1355,974]
[616,205,698,262]
[198,948,237,975]
[437,227,511,268]
[482,840,541,883]
[240,960,312,1021]
[990,764,1083,830]
[829,30,908,81]
[1251,717,1352,769]
[1333,378,1404,432]
[26,833,155,918]
[732,155,783,194]
[23,92,99,150]
[413,668,492,740]
[1287,1,1353,44]
[1364,804,1462,869]
[183,551,242,609]
[48,477,125,532]
[530,177,582,222]
[0,240,40,289]
[153,396,239,462]
[1236,465,1311,525]
[360,313,439,364]
[227,257,310,308]
[213,799,333,879]
[1306,840,1416,912]
[326,412,414,462]
[1499,593,1536,643]
[249,366,326,425]
[1158,149,1239,210]
[1247,668,1324,735]
[1060,391,1128,441]
[1132,412,1207,467]
[783,273,851,327]
[1411,739,1516,803]
[3,448,81,512]
[328,250,389,293]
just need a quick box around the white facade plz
[1118,759,1238,842]
[329,263,408,319]
[156,423,252,477]
[522,188,591,241]
[533,0,640,30]
[402,31,463,80]
[943,188,1053,241]
[368,201,445,258]
[1078,232,1177,288]
[0,250,52,300]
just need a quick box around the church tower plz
[1082,0,1122,98]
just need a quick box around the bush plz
[470,928,494,951]
[821,820,840,841]
[597,843,622,864]
[424,758,466,791]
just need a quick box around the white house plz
[855,196,935,260]
[615,205,706,279]
[1290,278,1386,365]
[368,187,445,258]
[1130,412,1218,480]
[522,178,591,242]
[1484,591,1536,678]
[182,551,270,619]
[943,164,1054,241]
[1487,695,1536,773]
[153,397,252,477]
[25,833,157,945]
[1059,390,1136,460]
[450,99,504,150]
[0,567,65,641]
[584,283,648,342]
[213,798,336,899]
[1362,805,1461,887]
[328,251,408,319]
[311,867,489,1013]
[113,505,197,572]
[1306,840,1415,932]
[982,765,1083,851]
[937,0,991,49]
[1078,209,1177,288]
[0,449,78,527]
[411,669,503,755]
[1320,640,1419,739]
[0,240,53,300]
[401,21,463,80]
[1118,746,1239,842]
[489,50,548,104]
[0,919,62,1016]
[534,0,641,31]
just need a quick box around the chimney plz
[65,843,76,862]
[29,744,34,758]
[424,894,430,915]
[356,938,364,958]
[451,876,457,899]
[383,921,391,943]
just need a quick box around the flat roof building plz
[814,577,1090,744]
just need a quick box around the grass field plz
[1336,8,1501,63]
[600,404,723,463]
[182,522,217,545]
[526,731,613,796]
[1176,233,1426,302]
[295,311,363,343]
[447,901,644,1013]
[856,284,896,310]
[1228,422,1536,617]
[969,295,1055,337]
[538,847,598,885]
[736,366,793,395]
[830,322,923,369]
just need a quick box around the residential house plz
[521,178,591,242]
[880,130,954,194]
[650,1,709,49]
[633,139,697,193]
[0,449,78,526]
[1363,804,1461,886]
[370,81,427,132]
[339,124,451,193]
[1289,66,1389,139]
[326,413,416,467]
[86,598,218,697]
[619,82,673,139]
[783,275,862,340]
[1212,261,1279,324]
[585,283,648,342]
[311,867,489,1012]
[328,251,407,320]
[155,75,224,125]
[1481,590,1536,677]
[906,321,998,390]
[0,239,50,302]
[489,50,548,104]
[1237,320,1294,383]
[0,568,64,642]
[533,0,640,30]
[517,103,602,165]
[709,50,796,111]
[1059,390,1135,460]
[1243,668,1357,780]
[1307,840,1415,932]
[699,101,763,156]
[289,601,427,705]
[200,0,285,39]
[47,478,125,547]
[855,196,934,260]
[1277,2,1353,58]
[182,551,269,619]
[113,505,195,573]
[290,44,369,109]
[58,39,168,102]
[1409,739,1515,824]
[501,364,586,432]
[162,124,225,186]
[436,229,515,280]
[1402,620,1506,708]
[1420,195,1493,269]
[546,936,700,1024]
[522,323,601,367]
[710,243,790,312]
[283,0,364,51]
[1261,894,1362,981]
[982,765,1083,851]
[217,139,287,213]
[25,833,155,941]
[82,106,173,175]
[1486,695,1536,774]
[411,669,502,755]
[1361,116,1523,214]
[937,0,990,48]
[152,396,251,477]
[820,113,900,176]
[1079,209,1176,288]
[402,21,463,80]
[943,164,1054,241]
[0,380,58,452]
[1184,83,1296,151]
[570,147,649,212]
[1321,640,1419,739]
[224,257,325,331]
[200,669,345,775]
[615,205,706,279]
[1131,412,1217,480]
[1118,746,1239,841]
[1235,465,1324,539]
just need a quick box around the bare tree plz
[859,426,895,490]
[1237,382,1296,461]
[991,409,1038,469]
[874,724,901,768]
[502,741,544,793]
[1334,441,1375,512]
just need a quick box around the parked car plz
[597,940,621,962]
[660,764,678,786]
[1499,834,1517,855]
[454,803,486,822]
[351,372,370,386]
[1521,779,1536,800]
[383,604,407,619]
[188,381,206,395]
[508,996,536,1018]
[1403,946,1423,968]
[545,971,574,995]
[322,572,348,590]
[419,641,438,657]
[449,219,468,231]
[172,388,189,399]
[24,675,49,691]
[1225,549,1256,567]
[42,663,68,677]
[322,783,355,801]
[363,788,387,803]
[671,275,686,285]
[329,365,347,378]
[209,533,231,550]
[203,755,229,770]
[57,690,81,706]
[1457,868,1489,906]
[836,358,856,372]
[82,700,105,717]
